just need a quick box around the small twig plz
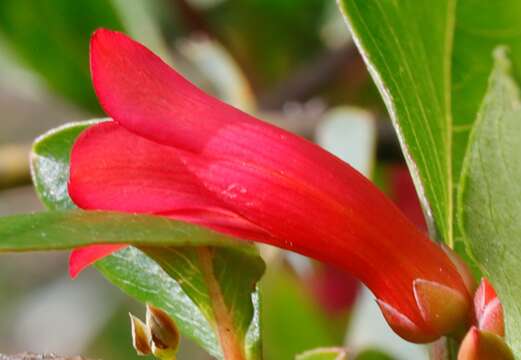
[168,0,265,93]
[171,0,214,36]
[0,143,32,190]
[0,353,95,360]
[258,44,361,110]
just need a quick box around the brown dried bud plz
[129,313,152,356]
[146,304,180,359]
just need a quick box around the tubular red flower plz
[68,29,471,342]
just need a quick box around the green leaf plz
[31,120,106,210]
[338,0,454,242]
[354,349,396,360]
[0,0,170,113]
[459,49,521,356]
[338,1,521,248]
[0,0,124,112]
[295,347,348,360]
[452,1,521,185]
[0,210,241,251]
[338,1,521,354]
[96,246,218,356]
[144,246,264,359]
[26,121,265,359]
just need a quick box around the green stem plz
[430,337,460,360]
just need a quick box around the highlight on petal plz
[376,299,431,343]
[68,28,473,342]
[69,244,127,278]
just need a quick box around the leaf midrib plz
[197,246,247,360]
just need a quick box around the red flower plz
[68,29,471,343]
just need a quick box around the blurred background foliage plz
[0,1,418,359]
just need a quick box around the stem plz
[0,144,31,190]
[429,337,459,360]
[197,247,246,360]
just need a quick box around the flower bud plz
[458,327,513,360]
[377,278,469,343]
[474,278,504,337]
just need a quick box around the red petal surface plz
[69,121,269,240]
[89,29,380,208]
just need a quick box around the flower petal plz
[69,121,267,239]
[69,121,222,214]
[89,29,382,209]
[69,244,126,278]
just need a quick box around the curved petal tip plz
[69,244,127,278]
[376,299,434,343]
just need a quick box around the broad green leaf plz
[95,246,219,356]
[459,50,521,356]
[338,1,521,249]
[27,121,265,359]
[452,1,521,185]
[295,348,348,360]
[338,1,453,242]
[338,0,521,352]
[145,246,264,359]
[0,210,240,251]
[31,120,106,210]
[0,0,170,113]
[0,0,124,112]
